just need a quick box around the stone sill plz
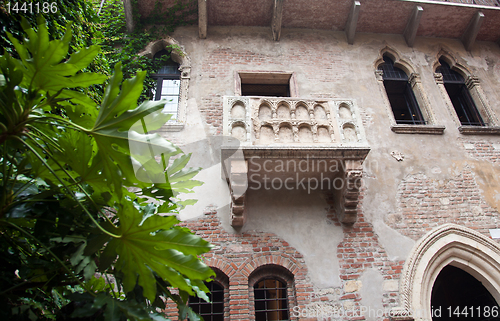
[458,125,500,135]
[161,123,184,132]
[391,124,446,135]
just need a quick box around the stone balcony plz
[221,96,370,227]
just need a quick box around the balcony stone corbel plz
[338,160,364,224]
[229,159,248,227]
[223,96,370,228]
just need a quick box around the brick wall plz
[388,167,500,241]
[325,192,403,320]
[163,208,311,321]
[461,139,500,163]
[200,94,223,134]
[198,37,348,134]
[162,191,406,321]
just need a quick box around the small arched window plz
[254,278,289,321]
[436,59,484,126]
[249,264,294,321]
[378,56,425,125]
[188,281,225,321]
[152,49,181,120]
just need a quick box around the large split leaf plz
[7,17,107,93]
[106,202,214,301]
[1,16,212,321]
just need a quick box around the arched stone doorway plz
[390,224,500,321]
[431,265,499,320]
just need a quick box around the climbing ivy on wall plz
[99,0,197,103]
[1,0,197,103]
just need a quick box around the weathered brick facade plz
[133,0,500,320]
[390,167,500,241]
[163,199,406,321]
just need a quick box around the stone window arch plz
[433,50,500,134]
[139,37,191,132]
[391,224,500,321]
[248,264,295,321]
[375,47,444,135]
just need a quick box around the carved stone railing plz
[221,96,370,227]
[223,96,368,147]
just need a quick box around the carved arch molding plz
[391,224,500,321]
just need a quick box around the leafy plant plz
[0,17,213,320]
[98,0,197,103]
[1,0,199,105]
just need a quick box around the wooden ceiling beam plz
[462,11,485,51]
[404,5,423,47]
[272,0,284,41]
[198,0,208,39]
[345,0,361,45]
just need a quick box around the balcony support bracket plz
[337,160,364,224]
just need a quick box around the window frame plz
[187,267,229,321]
[138,37,191,132]
[253,277,290,321]
[151,51,182,121]
[248,264,296,321]
[235,71,299,98]
[375,49,444,135]
[433,54,500,135]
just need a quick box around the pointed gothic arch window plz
[151,49,181,120]
[436,59,484,126]
[390,224,500,320]
[378,56,425,125]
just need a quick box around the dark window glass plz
[379,56,425,125]
[152,49,181,120]
[254,279,289,321]
[241,84,290,97]
[188,281,225,321]
[436,59,484,126]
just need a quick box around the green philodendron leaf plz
[52,129,95,177]
[78,64,184,194]
[48,128,116,204]
[7,20,107,93]
[178,304,202,321]
[1,15,212,320]
[94,63,146,129]
[0,54,28,129]
[109,202,214,301]
[190,278,211,303]
[133,149,203,202]
[154,227,210,256]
